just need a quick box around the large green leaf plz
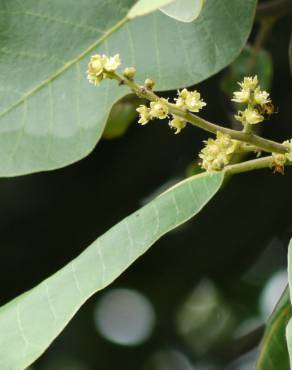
[0,0,256,176]
[256,287,291,370]
[0,171,223,370]
[285,239,292,368]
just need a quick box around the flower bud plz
[123,67,136,79]
[144,78,155,90]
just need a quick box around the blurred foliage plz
[256,287,291,370]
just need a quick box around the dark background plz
[0,5,291,370]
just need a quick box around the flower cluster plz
[87,54,121,85]
[136,88,206,134]
[136,99,169,125]
[87,54,207,135]
[199,132,238,171]
[175,89,206,112]
[232,76,271,126]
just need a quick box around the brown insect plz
[258,102,277,120]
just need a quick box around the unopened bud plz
[145,78,155,90]
[123,67,136,79]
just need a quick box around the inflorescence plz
[87,54,291,174]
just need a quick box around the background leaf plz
[0,0,256,176]
[0,171,224,370]
[160,0,205,23]
[256,286,291,370]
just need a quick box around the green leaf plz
[102,95,140,140]
[160,0,205,23]
[127,0,175,19]
[256,286,291,370]
[285,239,292,368]
[0,171,223,370]
[0,0,256,176]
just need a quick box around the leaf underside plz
[0,0,256,176]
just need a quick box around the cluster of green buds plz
[87,54,121,85]
[199,132,238,171]
[232,76,271,126]
[136,88,206,134]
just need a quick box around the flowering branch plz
[107,71,288,155]
[86,53,292,174]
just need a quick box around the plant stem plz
[224,156,273,176]
[109,72,289,155]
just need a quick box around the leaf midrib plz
[0,16,128,120]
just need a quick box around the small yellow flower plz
[185,91,206,112]
[149,99,169,119]
[87,54,121,85]
[103,54,121,72]
[253,87,270,105]
[235,107,264,125]
[169,116,187,134]
[175,89,206,112]
[87,54,107,85]
[239,76,258,90]
[136,105,151,125]
[232,89,250,103]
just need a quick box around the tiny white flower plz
[136,105,151,125]
[239,76,258,90]
[168,116,187,134]
[103,54,121,72]
[253,87,270,105]
[232,89,250,103]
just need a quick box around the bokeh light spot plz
[94,288,155,346]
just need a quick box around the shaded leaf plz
[256,286,291,370]
[0,0,256,176]
[0,171,224,370]
[160,0,205,23]
[102,95,140,140]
